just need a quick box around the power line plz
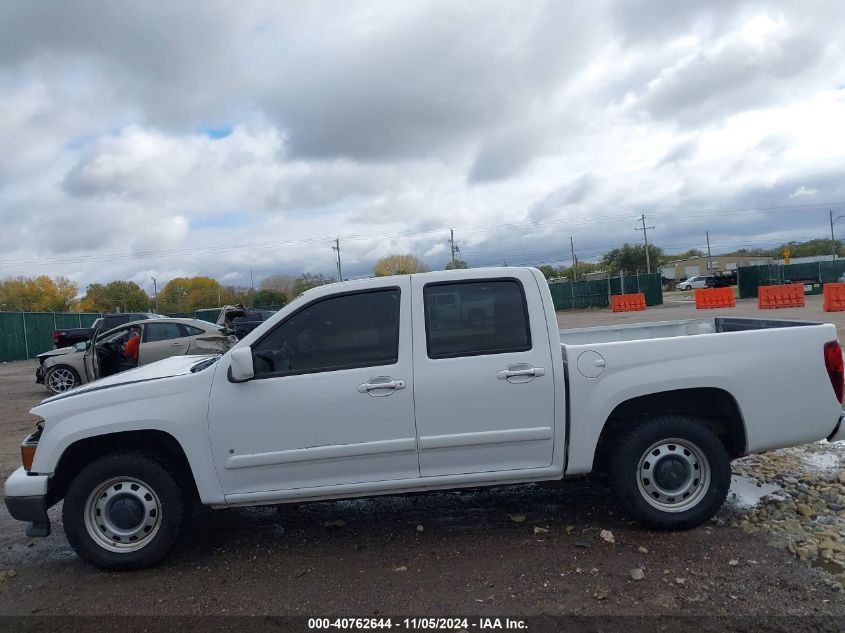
[4,200,845,269]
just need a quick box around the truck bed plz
[558,317,820,346]
[558,314,841,475]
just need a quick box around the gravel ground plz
[0,301,844,618]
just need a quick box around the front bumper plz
[829,414,845,443]
[35,364,45,384]
[4,467,50,536]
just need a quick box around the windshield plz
[96,328,130,346]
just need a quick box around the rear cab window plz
[424,280,531,359]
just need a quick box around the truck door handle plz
[358,377,407,396]
[497,364,545,381]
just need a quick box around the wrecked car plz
[37,318,236,394]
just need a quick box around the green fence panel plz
[548,273,662,311]
[25,312,58,358]
[0,312,28,362]
[55,313,82,329]
[79,313,102,327]
[738,260,845,298]
[0,311,104,362]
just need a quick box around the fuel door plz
[576,350,606,379]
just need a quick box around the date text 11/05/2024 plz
[307,618,527,630]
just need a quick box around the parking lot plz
[0,297,843,617]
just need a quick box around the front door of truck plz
[207,277,419,496]
[411,270,556,476]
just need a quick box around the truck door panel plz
[207,277,418,495]
[411,273,555,476]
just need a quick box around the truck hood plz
[36,354,220,406]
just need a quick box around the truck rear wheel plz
[62,452,188,570]
[609,415,730,530]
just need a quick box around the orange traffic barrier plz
[758,284,805,309]
[823,283,845,312]
[695,287,735,309]
[611,293,646,312]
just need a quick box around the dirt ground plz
[0,297,844,620]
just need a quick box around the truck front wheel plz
[62,452,188,570]
[609,415,731,530]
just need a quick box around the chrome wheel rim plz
[83,477,162,553]
[47,368,76,392]
[637,438,710,513]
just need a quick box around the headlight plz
[21,418,43,472]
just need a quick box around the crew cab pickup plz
[6,268,845,570]
[52,313,159,348]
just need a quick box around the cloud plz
[658,139,698,166]
[1,1,845,293]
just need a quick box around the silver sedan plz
[36,318,236,394]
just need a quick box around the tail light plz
[824,341,844,403]
[52,331,60,342]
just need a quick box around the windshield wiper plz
[190,357,220,373]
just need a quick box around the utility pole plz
[635,213,655,274]
[332,238,343,281]
[449,229,460,267]
[569,237,578,281]
[150,277,158,313]
[706,231,713,272]
[249,267,255,307]
[831,210,837,261]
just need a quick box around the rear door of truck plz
[411,269,556,476]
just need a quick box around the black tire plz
[608,415,731,530]
[62,452,188,570]
[44,365,81,395]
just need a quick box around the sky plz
[2,1,845,294]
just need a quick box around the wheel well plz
[50,430,199,503]
[46,364,79,375]
[592,388,746,474]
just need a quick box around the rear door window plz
[424,280,531,359]
[142,323,185,342]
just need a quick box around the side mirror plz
[229,347,255,382]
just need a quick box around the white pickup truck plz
[6,268,845,569]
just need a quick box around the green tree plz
[0,275,78,312]
[445,259,469,270]
[78,281,150,313]
[777,239,842,258]
[254,289,287,307]
[374,255,429,276]
[158,277,237,312]
[259,274,296,297]
[291,273,332,296]
[667,248,705,260]
[601,243,666,275]
[538,265,560,279]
